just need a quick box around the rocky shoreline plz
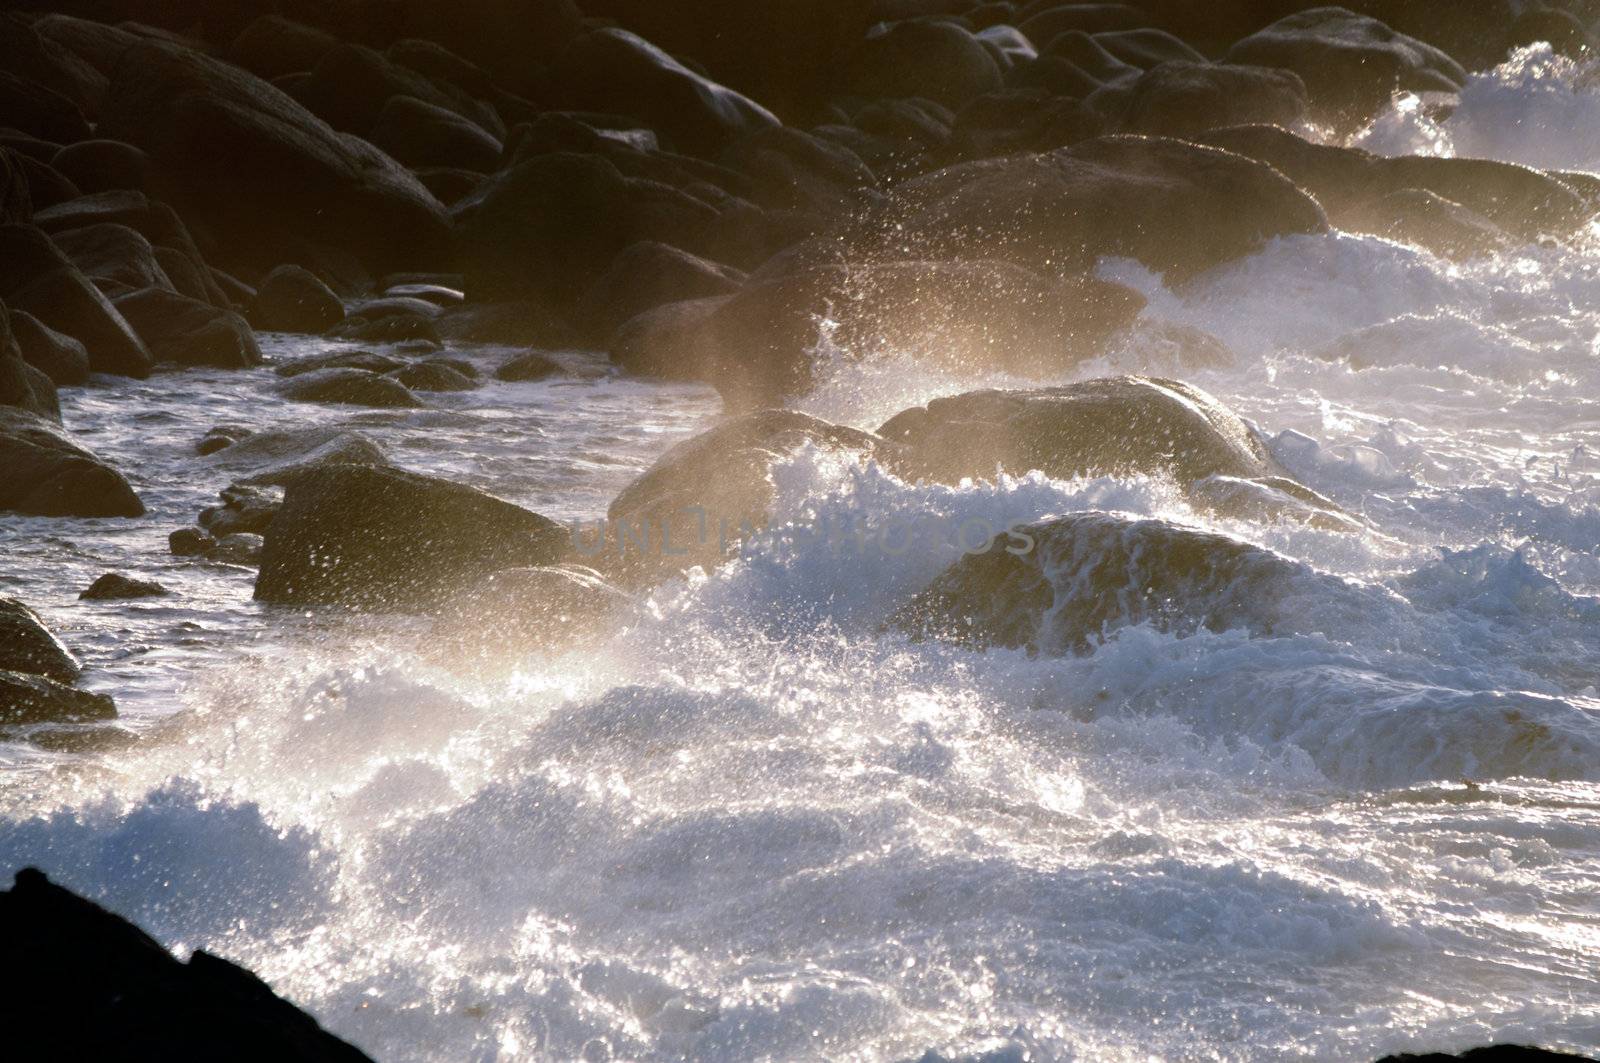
[3,0,1600,1058]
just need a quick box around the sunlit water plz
[4,51,1600,1063]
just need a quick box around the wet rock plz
[227,15,339,80]
[432,564,637,667]
[879,135,1329,283]
[295,41,499,142]
[842,20,1004,110]
[194,424,252,456]
[0,596,80,682]
[1019,3,1150,42]
[209,532,264,565]
[50,222,173,296]
[1226,8,1466,132]
[199,484,281,537]
[324,312,440,345]
[112,288,262,368]
[32,191,226,308]
[99,39,451,277]
[8,308,89,386]
[719,126,881,216]
[168,526,215,556]
[0,868,374,1061]
[602,409,883,585]
[273,351,407,378]
[1373,1046,1598,1063]
[80,573,168,600]
[201,426,392,486]
[249,265,345,334]
[494,351,565,382]
[48,139,150,194]
[1094,28,1207,69]
[0,223,153,378]
[256,463,569,610]
[1343,188,1513,259]
[891,511,1346,654]
[614,261,1144,409]
[1089,61,1308,138]
[435,301,575,347]
[277,368,423,408]
[0,671,116,726]
[578,241,744,343]
[369,94,503,173]
[387,361,478,392]
[0,406,144,518]
[1,298,60,421]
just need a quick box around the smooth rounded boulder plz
[0,406,144,517]
[368,95,503,173]
[50,140,152,195]
[842,20,1005,111]
[578,241,744,343]
[249,265,345,334]
[8,308,90,385]
[112,287,262,368]
[1088,61,1309,138]
[878,135,1329,283]
[0,596,80,682]
[255,463,570,610]
[0,223,152,377]
[276,368,422,408]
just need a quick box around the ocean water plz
[4,53,1600,1063]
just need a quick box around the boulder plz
[578,241,744,343]
[9,308,90,385]
[0,223,152,377]
[249,265,345,334]
[386,361,478,391]
[891,511,1338,654]
[547,28,780,158]
[432,564,637,666]
[112,288,262,368]
[1018,3,1151,41]
[255,463,570,610]
[614,260,1145,409]
[1037,29,1141,82]
[33,191,226,308]
[0,70,91,144]
[879,135,1329,283]
[50,222,174,296]
[0,11,106,117]
[1,299,61,421]
[0,597,80,682]
[394,0,585,92]
[0,868,374,1061]
[842,20,1005,111]
[453,151,718,303]
[1342,188,1512,259]
[368,95,503,173]
[1226,7,1466,131]
[1089,61,1309,138]
[294,42,499,141]
[49,139,151,194]
[494,351,564,382]
[437,301,575,348]
[602,409,883,585]
[0,671,117,726]
[199,483,281,537]
[99,39,451,277]
[324,312,440,345]
[227,15,339,80]
[877,377,1282,487]
[80,573,168,600]
[1093,29,1207,69]
[1,149,32,225]
[12,153,79,212]
[209,532,264,565]
[273,350,406,378]
[718,126,881,216]
[168,527,215,556]
[276,368,422,408]
[0,406,144,517]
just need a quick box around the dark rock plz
[0,596,80,682]
[614,261,1145,409]
[718,126,881,215]
[51,222,174,296]
[32,191,226,308]
[381,283,463,307]
[249,265,345,334]
[295,43,499,142]
[200,425,391,482]
[0,11,106,118]
[394,0,585,93]
[1,149,31,226]
[276,368,422,408]
[879,135,1329,283]
[80,573,168,600]
[0,868,372,1060]
[274,350,407,377]
[209,532,264,565]
[843,20,1004,111]
[1037,29,1141,82]
[348,296,443,321]
[891,510,1338,654]
[1343,188,1512,259]
[228,15,339,80]
[0,406,143,517]
[415,166,483,205]
[1089,61,1308,139]
[324,312,440,345]
[453,152,718,303]
[168,527,214,557]
[494,351,564,382]
[387,361,478,392]
[602,409,883,585]
[1196,125,1595,244]
[1,298,60,421]
[0,223,153,377]
[1374,1046,1598,1063]
[9,308,90,386]
[195,425,252,455]
[948,91,1104,159]
[113,288,262,368]
[99,39,451,277]
[1019,3,1150,41]
[1093,28,1207,69]
[13,153,79,212]
[0,671,117,725]
[578,241,744,343]
[1226,8,1466,132]
[0,70,91,144]
[30,14,145,83]
[256,463,570,610]
[878,377,1282,486]
[199,484,280,537]
[369,95,503,173]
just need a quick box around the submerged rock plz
[277,367,422,408]
[256,464,569,609]
[0,670,116,725]
[0,868,373,1061]
[79,573,168,600]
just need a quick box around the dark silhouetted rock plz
[80,573,168,600]
[99,39,451,277]
[0,406,144,517]
[295,42,498,142]
[249,264,345,334]
[0,223,152,377]
[1226,8,1466,131]
[228,14,339,80]
[1,149,32,226]
[369,94,503,173]
[387,361,478,391]
[880,135,1329,283]
[0,596,80,682]
[0,671,116,725]
[494,351,564,382]
[277,368,422,408]
[9,308,90,385]
[0,70,91,144]
[256,463,569,609]
[578,241,744,343]
[0,868,373,1061]
[1019,3,1151,42]
[1089,61,1308,138]
[1373,1045,1598,1063]
[169,526,215,556]
[51,222,174,295]
[843,20,1005,111]
[113,288,262,368]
